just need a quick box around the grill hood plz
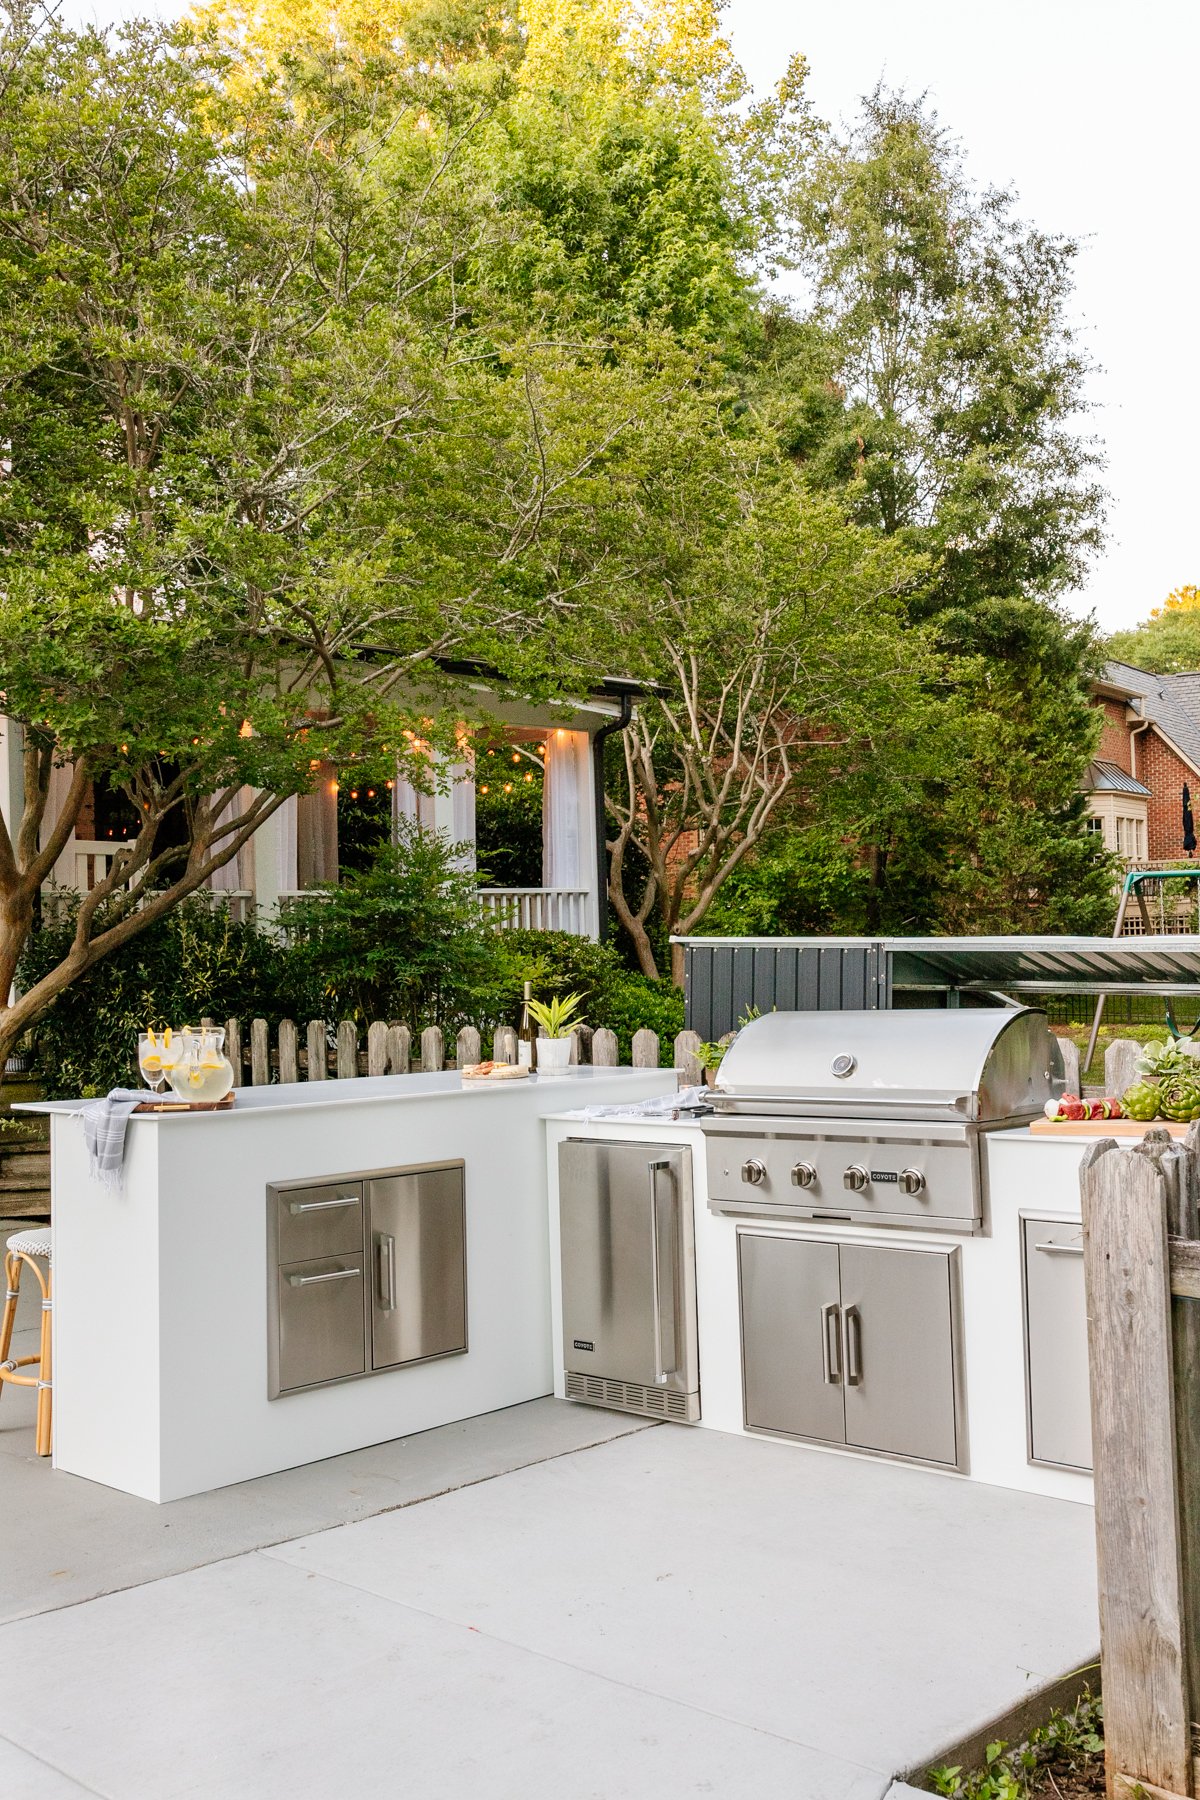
[712,1007,1063,1124]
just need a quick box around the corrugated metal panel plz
[682,941,888,1040]
[677,936,1200,1023]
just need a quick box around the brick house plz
[1087,661,1200,862]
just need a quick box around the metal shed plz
[676,934,1200,1041]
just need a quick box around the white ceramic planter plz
[536,1036,574,1074]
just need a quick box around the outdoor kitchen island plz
[32,1064,674,1502]
[546,1009,1096,1505]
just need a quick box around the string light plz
[480,784,489,794]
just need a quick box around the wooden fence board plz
[385,1024,410,1076]
[278,1019,299,1085]
[592,1027,618,1067]
[336,1021,357,1080]
[631,1027,657,1068]
[1081,1139,1192,1797]
[366,1020,388,1079]
[493,1025,517,1066]
[420,1025,444,1072]
[251,1018,270,1087]
[225,1018,242,1088]
[456,1026,481,1070]
[306,1020,326,1080]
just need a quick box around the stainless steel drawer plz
[275,1256,366,1394]
[274,1181,364,1263]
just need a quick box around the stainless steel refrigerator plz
[559,1140,699,1422]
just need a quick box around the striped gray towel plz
[80,1088,182,1187]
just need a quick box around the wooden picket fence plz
[1081,1122,1200,1800]
[210,1017,705,1089]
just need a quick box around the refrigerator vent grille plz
[566,1371,693,1421]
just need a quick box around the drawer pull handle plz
[1033,1241,1083,1257]
[289,1197,359,1215]
[287,1267,361,1287]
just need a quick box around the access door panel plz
[368,1165,467,1371]
[1022,1218,1091,1471]
[739,1233,845,1444]
[839,1243,960,1468]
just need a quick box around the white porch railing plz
[477,887,591,936]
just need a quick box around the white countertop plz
[19,1065,661,1120]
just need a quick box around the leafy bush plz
[21,898,308,1098]
[701,827,869,937]
[487,929,684,1063]
[282,823,499,1030]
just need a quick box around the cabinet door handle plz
[287,1267,361,1287]
[376,1232,397,1311]
[1033,1241,1084,1256]
[289,1196,358,1215]
[821,1302,841,1385]
[843,1305,863,1386]
[649,1159,676,1381]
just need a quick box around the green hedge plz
[20,865,685,1095]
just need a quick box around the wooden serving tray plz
[133,1093,236,1113]
[1029,1116,1189,1140]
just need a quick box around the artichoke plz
[1160,1076,1200,1123]
[1122,1080,1161,1122]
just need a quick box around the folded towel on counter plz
[79,1088,185,1187]
[567,1085,709,1123]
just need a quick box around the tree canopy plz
[1108,587,1200,675]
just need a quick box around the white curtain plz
[275,794,298,895]
[210,786,255,891]
[542,729,589,889]
[393,771,435,831]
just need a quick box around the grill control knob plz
[741,1158,768,1187]
[843,1165,869,1192]
[791,1162,818,1189]
[900,1168,927,1197]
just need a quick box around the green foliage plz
[282,824,497,1031]
[487,927,683,1064]
[1108,587,1200,674]
[701,828,870,936]
[593,970,684,1067]
[20,898,307,1098]
[929,1689,1102,1799]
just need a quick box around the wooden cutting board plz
[1029,1116,1190,1140]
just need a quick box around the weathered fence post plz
[306,1020,327,1080]
[674,1029,702,1088]
[1104,1038,1142,1102]
[631,1027,658,1069]
[385,1024,410,1076]
[591,1027,618,1068]
[336,1021,357,1080]
[456,1025,481,1070]
[366,1020,388,1079]
[278,1019,299,1085]
[420,1025,444,1072]
[576,1024,593,1065]
[251,1018,270,1087]
[226,1018,242,1087]
[1055,1034,1081,1094]
[1081,1137,1193,1798]
[492,1025,517,1066]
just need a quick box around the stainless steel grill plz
[704,1008,1063,1234]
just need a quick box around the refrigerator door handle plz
[376,1231,397,1312]
[649,1158,677,1382]
[821,1302,842,1384]
[843,1304,863,1386]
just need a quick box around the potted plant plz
[695,1032,737,1087]
[526,992,585,1074]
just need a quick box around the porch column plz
[543,728,599,936]
[251,794,297,919]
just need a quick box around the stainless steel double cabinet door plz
[738,1232,962,1469]
[271,1164,466,1397]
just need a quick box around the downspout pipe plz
[591,688,635,943]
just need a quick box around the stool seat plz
[6,1230,51,1262]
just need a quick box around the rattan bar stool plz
[0,1229,52,1456]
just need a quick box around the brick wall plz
[1138,729,1198,859]
[1096,699,1133,772]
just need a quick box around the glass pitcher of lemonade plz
[167,1026,235,1104]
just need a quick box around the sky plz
[57,0,1200,634]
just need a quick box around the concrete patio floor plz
[0,1265,1099,1800]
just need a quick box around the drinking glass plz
[137,1030,166,1094]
